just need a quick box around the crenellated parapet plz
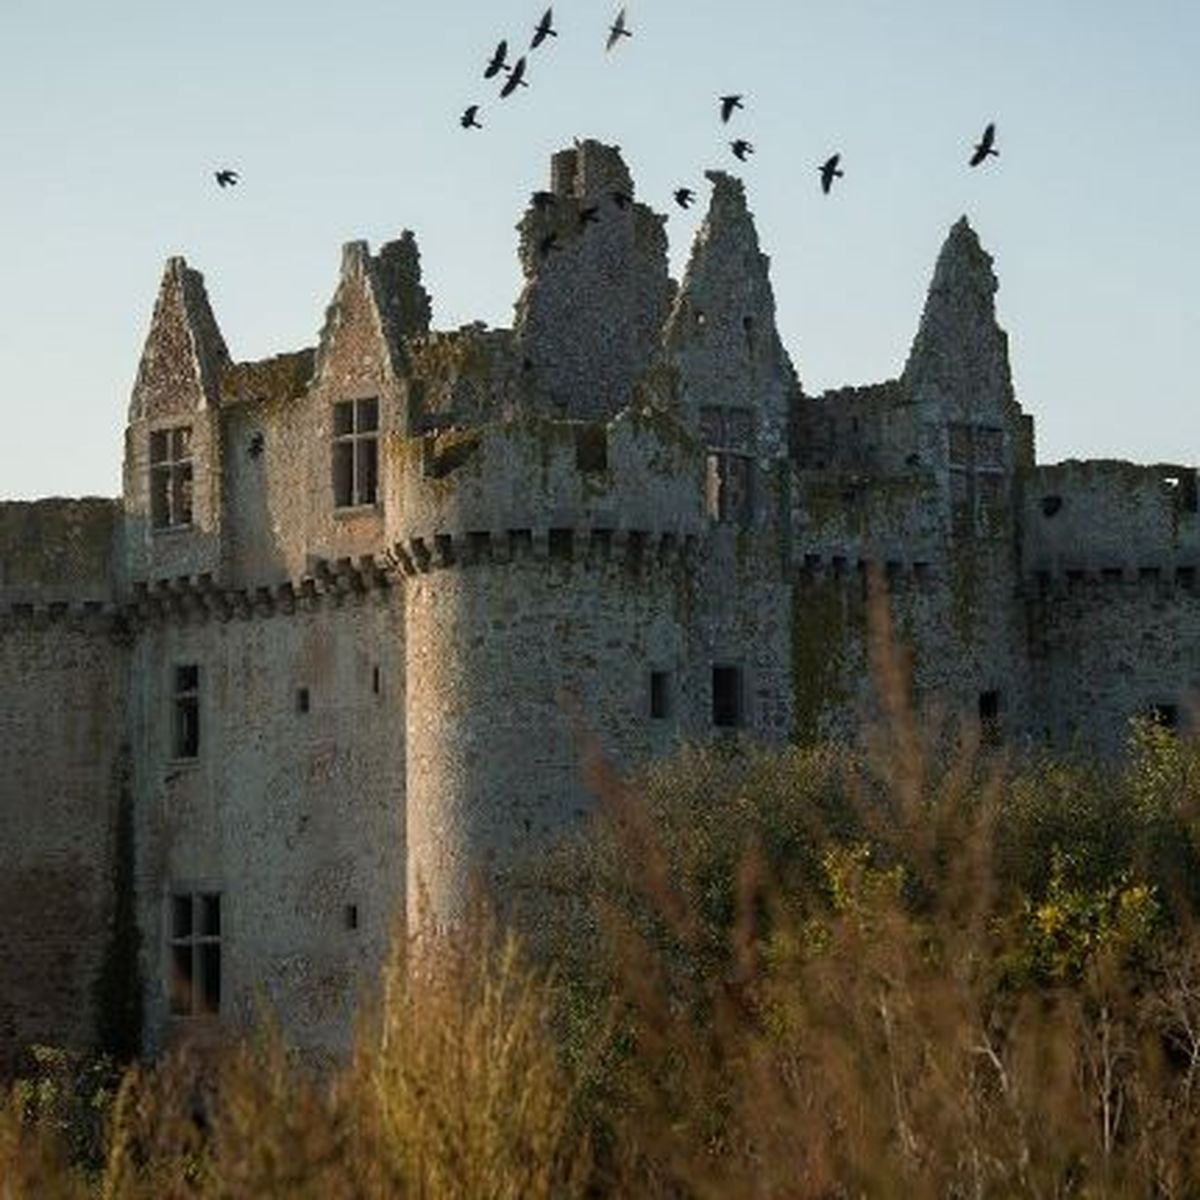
[384,407,704,551]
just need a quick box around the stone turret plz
[128,258,229,423]
[512,140,674,422]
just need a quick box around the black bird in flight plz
[969,122,998,167]
[611,190,632,209]
[538,231,559,258]
[500,55,529,98]
[484,40,509,79]
[606,7,631,51]
[673,187,695,209]
[730,139,754,161]
[214,169,239,188]
[579,204,600,227]
[719,94,744,123]
[819,153,843,194]
[531,8,556,48]
[460,105,483,130]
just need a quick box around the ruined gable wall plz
[513,142,675,422]
[128,589,404,1060]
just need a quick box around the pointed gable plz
[313,234,431,392]
[128,257,229,422]
[903,217,1014,414]
[663,171,798,459]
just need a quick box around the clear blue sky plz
[1,1,1197,498]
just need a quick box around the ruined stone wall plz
[127,590,404,1060]
[513,141,675,423]
[0,501,124,1070]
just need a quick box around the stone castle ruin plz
[1,140,1196,1065]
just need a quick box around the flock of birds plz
[212,5,1001,219]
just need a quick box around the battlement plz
[0,499,119,605]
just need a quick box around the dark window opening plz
[978,690,1002,747]
[372,665,382,695]
[296,687,310,714]
[712,665,743,728]
[1146,703,1179,732]
[575,425,608,473]
[650,670,671,720]
[549,528,574,560]
[1042,495,1063,518]
[150,425,193,529]
[173,664,200,759]
[345,904,359,931]
[332,398,380,508]
[169,891,221,1016]
[1177,566,1197,590]
[1102,567,1124,583]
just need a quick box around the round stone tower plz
[388,411,703,925]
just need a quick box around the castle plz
[0,141,1196,1066]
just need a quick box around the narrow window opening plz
[978,690,1002,747]
[372,665,382,695]
[173,664,200,759]
[575,425,608,473]
[296,687,310,714]
[345,904,359,931]
[712,665,743,729]
[650,671,671,720]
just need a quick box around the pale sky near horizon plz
[1,1,1196,499]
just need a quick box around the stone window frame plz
[149,424,194,530]
[171,663,200,761]
[700,405,755,526]
[332,396,381,510]
[947,422,1007,530]
[167,887,222,1017]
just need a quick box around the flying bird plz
[500,55,529,98]
[214,169,239,188]
[606,7,631,51]
[719,94,744,123]
[969,122,998,167]
[531,8,556,48]
[579,204,600,227]
[730,139,754,161]
[673,187,695,209]
[460,105,483,130]
[819,153,843,194]
[484,40,509,79]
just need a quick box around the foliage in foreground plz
[5,712,1200,1197]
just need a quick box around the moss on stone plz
[791,578,856,745]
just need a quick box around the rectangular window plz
[169,891,221,1016]
[650,670,671,720]
[975,427,1004,469]
[948,424,971,469]
[173,665,200,759]
[150,425,193,529]
[332,398,380,508]
[712,665,743,728]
